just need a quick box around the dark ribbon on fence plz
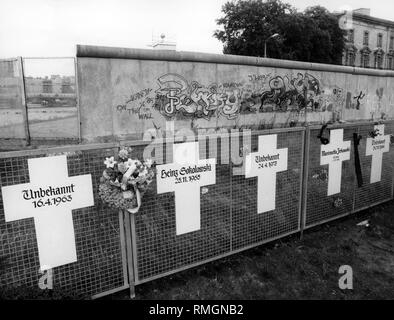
[317,124,330,145]
[369,129,379,138]
[353,133,363,188]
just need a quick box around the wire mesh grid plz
[304,126,356,227]
[354,121,394,211]
[127,129,303,283]
[231,130,303,250]
[1,122,393,294]
[127,139,232,282]
[0,147,127,297]
[304,122,394,228]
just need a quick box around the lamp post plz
[264,33,279,58]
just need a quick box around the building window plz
[346,51,355,66]
[375,54,384,69]
[388,56,394,70]
[363,31,369,46]
[377,33,383,47]
[361,53,370,68]
[390,36,394,50]
[348,30,354,43]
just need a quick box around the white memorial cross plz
[366,124,390,183]
[156,142,216,235]
[1,155,94,270]
[320,129,351,196]
[245,134,288,214]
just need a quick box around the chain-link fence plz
[122,127,304,285]
[0,122,393,297]
[303,120,394,229]
[0,144,128,298]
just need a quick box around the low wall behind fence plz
[3,46,394,148]
[1,121,393,297]
[76,45,394,143]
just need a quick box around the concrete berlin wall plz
[76,45,394,143]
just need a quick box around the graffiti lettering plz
[259,73,321,112]
[248,74,270,82]
[115,72,351,122]
[222,82,243,88]
[126,88,152,103]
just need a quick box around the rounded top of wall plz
[76,44,394,77]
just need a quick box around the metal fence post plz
[74,57,82,143]
[392,123,394,198]
[351,125,360,213]
[299,126,311,239]
[123,210,136,299]
[17,57,31,146]
[229,130,233,252]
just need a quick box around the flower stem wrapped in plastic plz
[98,147,155,213]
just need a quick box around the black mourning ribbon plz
[317,124,329,145]
[353,133,363,188]
[369,128,380,139]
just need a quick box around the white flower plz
[125,158,137,169]
[104,156,117,168]
[123,159,138,180]
[117,162,127,174]
[145,159,153,168]
[140,168,148,177]
[118,148,129,160]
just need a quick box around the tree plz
[213,0,294,57]
[214,0,346,65]
[304,6,346,64]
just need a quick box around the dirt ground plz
[107,200,394,300]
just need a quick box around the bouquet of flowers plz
[98,147,155,213]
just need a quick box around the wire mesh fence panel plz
[354,121,394,211]
[304,125,357,228]
[0,146,128,297]
[231,129,303,250]
[0,59,25,140]
[127,139,232,283]
[22,58,78,141]
[1,123,393,295]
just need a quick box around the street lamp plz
[264,33,279,58]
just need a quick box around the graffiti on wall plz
[115,72,372,122]
[116,88,155,120]
[258,73,321,112]
[150,72,338,120]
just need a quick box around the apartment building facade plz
[340,8,394,70]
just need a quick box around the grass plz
[107,200,394,300]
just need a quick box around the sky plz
[1,0,394,76]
